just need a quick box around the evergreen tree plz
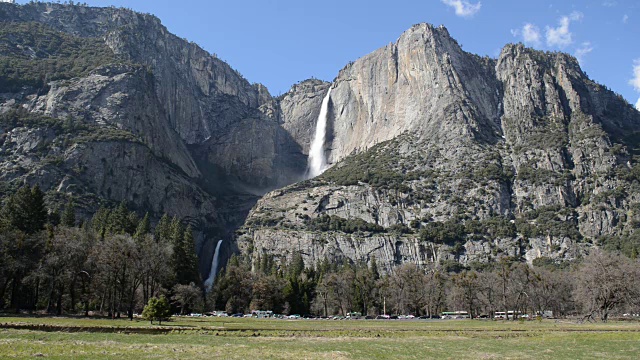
[289,252,305,279]
[0,185,48,234]
[107,201,129,235]
[154,213,171,243]
[126,211,139,235]
[175,226,200,286]
[91,206,110,239]
[133,212,150,241]
[168,216,183,246]
[370,255,380,281]
[142,296,171,325]
[61,199,76,227]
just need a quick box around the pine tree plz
[126,211,139,235]
[0,184,48,234]
[61,199,76,227]
[48,207,61,227]
[154,213,171,243]
[176,226,200,286]
[370,255,380,280]
[91,206,110,239]
[289,252,305,279]
[133,212,150,241]
[107,201,129,235]
[169,216,183,246]
[142,296,171,325]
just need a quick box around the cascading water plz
[307,86,332,178]
[204,239,223,291]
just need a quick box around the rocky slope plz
[0,2,314,276]
[239,24,640,273]
[2,3,640,276]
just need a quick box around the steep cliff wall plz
[0,2,309,278]
[239,25,640,273]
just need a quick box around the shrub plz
[142,296,171,325]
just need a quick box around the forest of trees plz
[0,184,200,319]
[1,184,639,322]
[213,249,640,322]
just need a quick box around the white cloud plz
[630,59,640,92]
[602,0,617,7]
[441,0,482,18]
[631,60,640,111]
[575,42,593,65]
[522,23,541,46]
[546,12,583,48]
[569,11,584,22]
[623,14,629,24]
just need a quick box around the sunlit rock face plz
[239,24,640,273]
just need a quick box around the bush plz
[308,214,384,234]
[419,220,466,245]
[142,296,171,325]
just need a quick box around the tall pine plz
[134,212,150,241]
[0,184,48,234]
[177,226,201,286]
[154,213,171,243]
[61,199,76,227]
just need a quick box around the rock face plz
[239,24,640,273]
[0,2,311,276]
[2,3,640,276]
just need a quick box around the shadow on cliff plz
[190,125,309,279]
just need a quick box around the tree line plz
[0,184,201,318]
[1,184,639,322]
[211,249,640,322]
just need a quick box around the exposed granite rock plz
[3,2,640,275]
[0,2,310,278]
[239,25,640,273]
[278,79,331,156]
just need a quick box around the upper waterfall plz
[307,87,332,178]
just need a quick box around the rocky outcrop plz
[279,79,331,156]
[0,2,310,278]
[239,25,640,273]
[26,64,200,178]
[2,2,640,276]
[0,2,305,192]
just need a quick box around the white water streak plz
[204,239,223,291]
[307,87,332,178]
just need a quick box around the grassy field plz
[1,315,639,359]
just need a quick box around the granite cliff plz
[1,4,639,276]
[239,24,640,273]
[0,2,308,276]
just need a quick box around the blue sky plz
[16,0,640,108]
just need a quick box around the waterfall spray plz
[204,239,223,291]
[307,87,332,178]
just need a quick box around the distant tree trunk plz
[33,279,40,312]
[46,278,56,313]
[70,275,77,313]
[0,278,9,309]
[82,278,89,316]
[56,283,64,315]
[10,274,21,312]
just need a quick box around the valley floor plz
[1,316,639,359]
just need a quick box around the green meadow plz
[1,316,639,359]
